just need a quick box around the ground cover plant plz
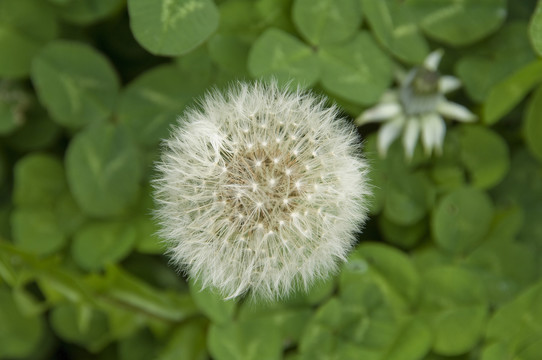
[0,0,542,359]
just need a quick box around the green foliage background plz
[1,0,542,359]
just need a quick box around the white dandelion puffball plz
[154,82,370,300]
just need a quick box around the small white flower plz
[154,81,371,300]
[356,50,476,159]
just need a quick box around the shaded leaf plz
[54,0,124,25]
[0,0,58,78]
[523,84,542,162]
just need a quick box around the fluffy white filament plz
[154,82,370,300]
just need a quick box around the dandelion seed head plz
[154,81,370,300]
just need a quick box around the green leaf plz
[13,153,66,207]
[237,301,313,342]
[50,303,110,352]
[100,265,199,322]
[456,22,536,103]
[486,280,542,356]
[72,221,137,271]
[458,125,510,189]
[54,191,87,237]
[11,208,67,256]
[288,275,336,306]
[118,64,204,147]
[530,0,542,56]
[432,187,493,254]
[298,298,341,357]
[65,122,142,217]
[466,237,537,306]
[341,243,420,309]
[118,328,159,360]
[384,172,434,226]
[524,84,542,162]
[31,41,120,128]
[54,0,124,25]
[420,266,488,356]
[0,102,20,135]
[481,342,514,360]
[0,0,58,78]
[157,319,207,360]
[429,164,465,193]
[189,281,236,324]
[12,285,47,317]
[383,318,432,360]
[517,339,542,360]
[175,45,215,86]
[362,0,429,64]
[128,0,219,56]
[208,319,281,360]
[248,28,320,87]
[0,242,93,303]
[406,0,506,46]
[208,34,250,75]
[492,149,542,248]
[292,0,361,46]
[4,108,61,152]
[215,0,260,35]
[0,82,30,134]
[379,215,426,250]
[483,60,542,125]
[318,32,392,105]
[0,286,43,358]
[134,216,163,254]
[433,305,488,356]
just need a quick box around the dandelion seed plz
[154,81,370,300]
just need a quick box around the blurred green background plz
[1,0,542,359]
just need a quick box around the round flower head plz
[154,82,370,300]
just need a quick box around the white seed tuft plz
[154,81,371,300]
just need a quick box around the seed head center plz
[218,142,302,232]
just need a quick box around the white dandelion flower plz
[356,50,477,159]
[154,81,371,300]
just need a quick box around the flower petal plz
[380,90,399,103]
[422,113,446,155]
[437,100,477,122]
[402,118,421,159]
[378,116,405,157]
[424,49,444,72]
[439,75,462,94]
[356,102,402,125]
